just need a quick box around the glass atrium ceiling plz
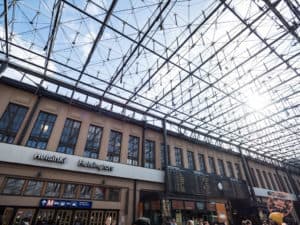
[0,0,299,169]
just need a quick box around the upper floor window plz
[24,180,43,196]
[57,118,81,155]
[198,154,206,173]
[235,163,242,180]
[2,178,25,195]
[208,156,216,174]
[0,103,28,143]
[217,159,226,177]
[127,135,139,166]
[160,143,170,169]
[174,147,183,168]
[226,161,234,178]
[26,111,57,149]
[107,130,122,162]
[83,125,103,159]
[268,172,277,191]
[250,168,259,187]
[262,171,271,189]
[256,169,266,188]
[144,140,155,169]
[187,151,195,170]
[283,176,293,193]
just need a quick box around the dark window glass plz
[175,147,183,168]
[217,159,226,177]
[283,176,293,193]
[79,185,92,199]
[268,172,277,190]
[160,144,170,169]
[226,161,234,178]
[262,171,271,189]
[26,112,57,149]
[198,154,206,173]
[274,174,283,191]
[94,187,105,200]
[127,135,139,166]
[256,169,265,188]
[63,184,78,198]
[187,151,195,170]
[144,140,155,168]
[107,130,122,162]
[0,103,28,143]
[2,178,25,195]
[83,125,103,159]
[24,180,43,196]
[45,182,61,197]
[108,188,120,201]
[57,119,81,155]
[235,163,242,180]
[250,168,259,187]
[208,157,216,174]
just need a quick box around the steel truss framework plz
[0,0,299,171]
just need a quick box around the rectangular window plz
[256,169,266,188]
[144,140,155,168]
[45,182,62,197]
[79,185,92,199]
[217,159,226,177]
[63,184,78,198]
[251,168,259,187]
[268,172,277,190]
[108,188,120,201]
[226,161,234,178]
[262,171,271,189]
[274,174,283,191]
[127,135,139,166]
[160,144,170,169]
[107,130,122,162]
[94,187,105,200]
[83,125,103,159]
[0,103,28,143]
[2,178,25,195]
[24,180,43,196]
[198,154,206,173]
[235,163,242,180]
[208,157,216,174]
[175,147,183,168]
[57,118,81,155]
[187,151,195,170]
[283,176,293,193]
[26,111,57,149]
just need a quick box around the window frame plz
[217,159,226,177]
[226,161,234,178]
[174,147,183,168]
[208,156,216,174]
[144,139,155,169]
[198,153,207,173]
[187,151,195,170]
[127,135,140,166]
[107,130,122,163]
[83,124,103,159]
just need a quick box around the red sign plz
[172,200,184,209]
[184,201,195,210]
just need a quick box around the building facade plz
[0,77,299,225]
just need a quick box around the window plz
[127,135,139,166]
[268,172,277,190]
[2,178,25,195]
[45,182,61,197]
[283,176,293,193]
[256,169,265,188]
[83,125,103,159]
[217,159,226,176]
[274,174,283,191]
[187,151,195,170]
[198,154,206,173]
[63,184,78,198]
[57,118,81,155]
[175,147,183,168]
[24,180,43,196]
[26,111,57,149]
[108,188,120,201]
[250,168,259,187]
[226,161,234,178]
[0,103,28,143]
[160,144,170,169]
[262,171,271,189]
[94,187,105,200]
[144,140,155,168]
[208,157,216,174]
[107,130,122,162]
[235,163,242,180]
[79,185,92,199]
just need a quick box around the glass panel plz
[144,140,155,168]
[94,187,105,200]
[217,159,226,177]
[79,185,92,199]
[127,135,139,166]
[63,184,78,198]
[226,161,234,178]
[2,178,25,194]
[160,144,170,169]
[83,125,103,159]
[198,154,206,173]
[24,180,43,196]
[107,130,122,162]
[45,182,61,197]
[187,151,195,170]
[108,188,120,202]
[175,147,183,168]
[208,157,216,174]
[235,163,242,180]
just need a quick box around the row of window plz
[250,168,294,193]
[0,103,245,177]
[1,177,120,201]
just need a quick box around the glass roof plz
[0,0,299,170]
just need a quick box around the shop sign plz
[77,159,113,172]
[40,199,92,209]
[172,200,184,209]
[184,201,195,210]
[33,153,66,164]
[206,202,216,211]
[196,202,205,210]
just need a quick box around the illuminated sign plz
[40,199,92,209]
[33,153,66,164]
[77,159,113,172]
